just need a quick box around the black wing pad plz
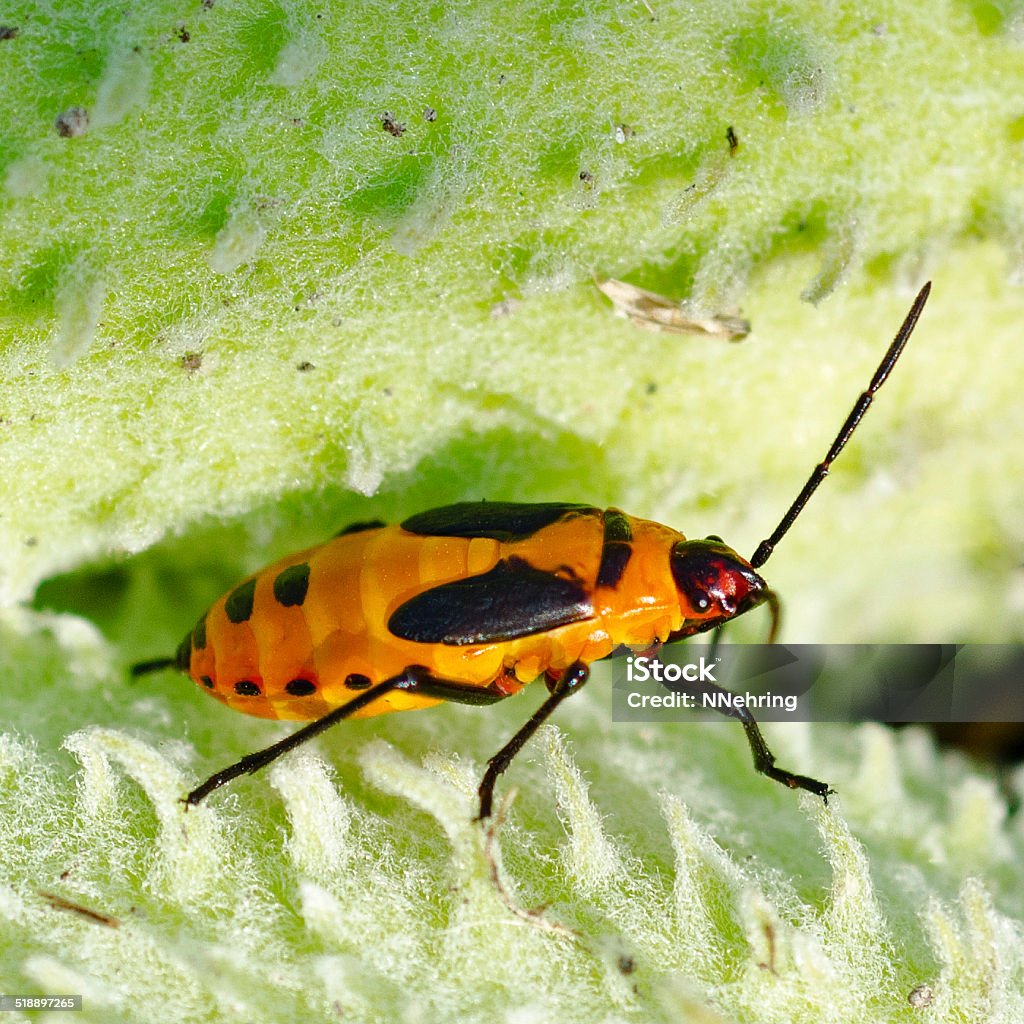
[388,556,594,645]
[400,501,597,542]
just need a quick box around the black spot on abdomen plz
[175,634,192,670]
[225,578,257,624]
[192,614,207,650]
[273,563,310,607]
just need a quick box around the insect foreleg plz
[687,677,832,801]
[477,661,590,821]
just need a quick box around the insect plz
[134,283,931,818]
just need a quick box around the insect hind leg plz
[184,666,508,807]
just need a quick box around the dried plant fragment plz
[40,891,121,928]
[596,278,750,340]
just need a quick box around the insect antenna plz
[750,282,931,570]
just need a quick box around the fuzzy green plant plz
[2,1,1024,1022]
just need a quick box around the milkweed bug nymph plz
[134,283,931,818]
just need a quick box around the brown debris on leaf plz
[595,278,750,341]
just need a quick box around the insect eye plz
[670,544,721,613]
[670,539,764,619]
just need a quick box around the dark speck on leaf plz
[381,112,405,137]
[55,107,89,138]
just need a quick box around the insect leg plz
[707,625,726,661]
[185,667,509,807]
[762,589,781,645]
[185,677,405,806]
[130,657,179,676]
[689,677,832,801]
[476,661,590,821]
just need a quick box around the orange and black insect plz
[134,284,931,818]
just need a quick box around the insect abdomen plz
[182,525,510,721]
